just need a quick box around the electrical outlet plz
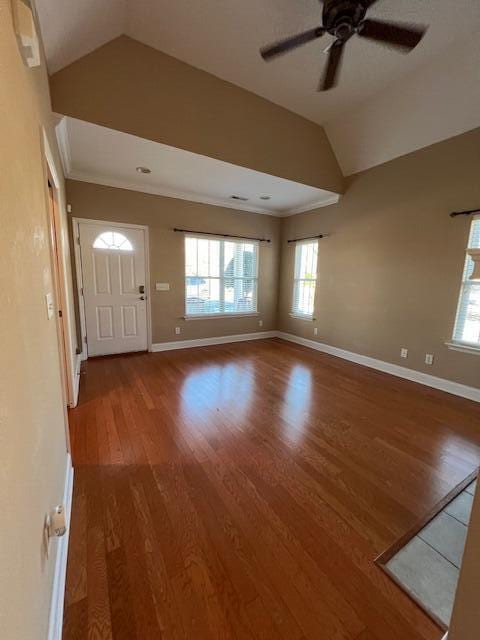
[425,353,434,365]
[258,319,263,327]
[400,348,408,359]
[175,327,181,335]
[313,327,318,336]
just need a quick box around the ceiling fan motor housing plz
[322,0,367,40]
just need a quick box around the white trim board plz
[276,332,480,403]
[151,331,276,352]
[71,354,82,408]
[68,171,340,217]
[68,171,279,216]
[47,454,74,640]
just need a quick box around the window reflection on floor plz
[180,361,254,428]
[281,364,312,442]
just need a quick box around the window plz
[452,217,480,348]
[185,235,258,316]
[292,241,318,318]
[93,231,133,251]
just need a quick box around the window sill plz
[445,341,480,356]
[184,312,260,320]
[289,313,315,322]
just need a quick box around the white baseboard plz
[47,453,74,640]
[70,355,82,408]
[151,330,277,352]
[277,332,480,403]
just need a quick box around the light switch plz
[45,293,54,320]
[156,283,170,291]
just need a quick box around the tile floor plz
[386,479,476,627]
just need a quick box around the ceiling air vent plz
[230,195,249,202]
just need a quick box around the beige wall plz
[50,36,344,194]
[448,483,480,640]
[0,2,71,639]
[66,180,281,344]
[278,128,480,389]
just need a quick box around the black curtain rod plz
[287,234,324,243]
[450,208,480,218]
[173,228,270,242]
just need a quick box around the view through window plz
[453,217,480,347]
[292,241,318,318]
[185,236,258,316]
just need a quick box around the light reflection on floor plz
[281,364,312,443]
[179,360,254,430]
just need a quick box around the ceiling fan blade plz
[261,27,325,60]
[358,19,426,51]
[319,39,345,91]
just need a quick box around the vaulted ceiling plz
[36,0,480,175]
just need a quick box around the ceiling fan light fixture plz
[260,0,428,91]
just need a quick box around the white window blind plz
[185,235,258,316]
[452,218,480,347]
[292,241,318,317]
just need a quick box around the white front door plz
[79,222,148,357]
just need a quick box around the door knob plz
[139,296,145,300]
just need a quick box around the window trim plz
[184,312,260,321]
[451,215,480,351]
[291,239,318,319]
[289,312,315,321]
[445,341,480,356]
[184,234,259,318]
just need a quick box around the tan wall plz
[50,36,344,194]
[0,2,70,639]
[448,483,480,640]
[278,128,480,389]
[66,180,281,344]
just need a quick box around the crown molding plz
[54,116,72,177]
[66,171,341,217]
[287,193,340,215]
[66,171,283,216]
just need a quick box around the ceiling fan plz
[260,0,427,91]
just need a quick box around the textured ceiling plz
[37,0,480,123]
[36,0,480,174]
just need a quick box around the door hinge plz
[77,236,80,245]
[58,309,63,318]
[80,287,84,296]
[84,336,87,343]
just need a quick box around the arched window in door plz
[93,231,133,251]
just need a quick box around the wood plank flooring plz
[63,338,480,639]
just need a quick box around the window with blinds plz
[452,218,480,347]
[292,241,318,318]
[185,235,258,316]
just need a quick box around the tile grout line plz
[416,532,463,571]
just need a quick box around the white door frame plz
[72,217,152,358]
[42,128,74,455]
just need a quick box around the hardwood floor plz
[64,338,480,639]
